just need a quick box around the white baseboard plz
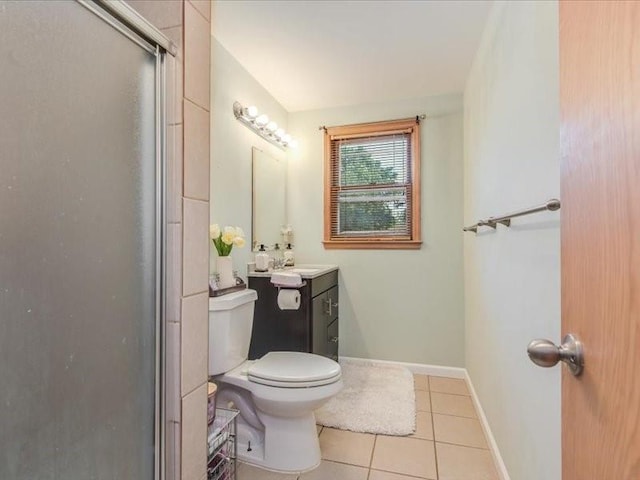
[464,371,511,480]
[340,356,510,480]
[340,356,467,378]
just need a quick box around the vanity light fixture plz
[233,101,297,150]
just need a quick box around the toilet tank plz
[208,289,258,375]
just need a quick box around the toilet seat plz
[248,352,341,388]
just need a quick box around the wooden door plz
[560,1,640,478]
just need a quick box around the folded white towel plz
[270,272,303,288]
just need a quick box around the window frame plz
[323,118,422,250]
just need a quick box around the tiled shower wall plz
[124,2,211,479]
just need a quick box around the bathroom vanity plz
[247,265,339,361]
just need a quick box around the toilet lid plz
[248,352,341,388]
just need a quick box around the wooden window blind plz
[323,118,421,249]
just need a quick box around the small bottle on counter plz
[255,244,269,272]
[284,243,295,266]
[273,243,283,268]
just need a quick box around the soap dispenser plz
[284,243,295,266]
[255,244,269,272]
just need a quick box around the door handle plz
[527,333,584,376]
[324,299,339,317]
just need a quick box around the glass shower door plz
[0,1,163,478]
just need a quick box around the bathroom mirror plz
[252,147,286,250]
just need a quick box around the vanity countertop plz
[247,264,338,279]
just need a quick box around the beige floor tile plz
[369,470,424,480]
[415,390,431,412]
[236,462,298,480]
[319,427,375,467]
[409,411,433,440]
[433,414,487,449]
[371,436,437,479]
[429,376,469,395]
[431,392,477,418]
[299,460,368,480]
[436,443,499,480]
[413,374,429,391]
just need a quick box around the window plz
[323,118,421,249]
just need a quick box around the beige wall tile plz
[299,460,368,480]
[319,428,375,467]
[371,436,437,479]
[181,383,207,480]
[433,414,488,449]
[125,0,183,29]
[184,100,210,201]
[167,125,183,223]
[436,443,499,480]
[167,421,181,480]
[181,292,209,395]
[429,376,469,396]
[182,198,209,295]
[189,0,211,21]
[431,392,477,418]
[162,25,183,52]
[175,59,184,125]
[184,2,210,109]
[167,223,182,322]
[166,321,181,421]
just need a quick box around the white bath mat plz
[315,359,415,436]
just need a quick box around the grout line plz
[369,467,429,479]
[187,0,210,22]
[184,97,210,114]
[434,440,491,451]
[430,411,479,420]
[430,391,471,397]
[427,385,439,480]
[182,194,210,203]
[319,458,371,469]
[368,434,377,470]
[159,22,183,31]
[181,289,208,299]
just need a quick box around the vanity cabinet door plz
[312,292,329,356]
[327,319,339,361]
[248,276,311,359]
[327,286,339,323]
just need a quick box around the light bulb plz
[275,128,285,139]
[266,121,278,132]
[289,139,299,149]
[245,105,258,119]
[255,114,269,127]
[282,134,292,144]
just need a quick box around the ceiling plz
[211,0,492,113]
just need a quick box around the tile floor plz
[236,375,499,480]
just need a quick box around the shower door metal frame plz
[75,2,175,479]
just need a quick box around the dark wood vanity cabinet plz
[248,270,339,361]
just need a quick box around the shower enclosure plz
[0,1,173,478]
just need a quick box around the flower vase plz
[216,255,235,289]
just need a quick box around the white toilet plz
[209,289,343,473]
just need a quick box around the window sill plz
[322,240,422,250]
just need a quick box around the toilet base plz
[236,411,321,473]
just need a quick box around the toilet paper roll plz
[277,289,301,310]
